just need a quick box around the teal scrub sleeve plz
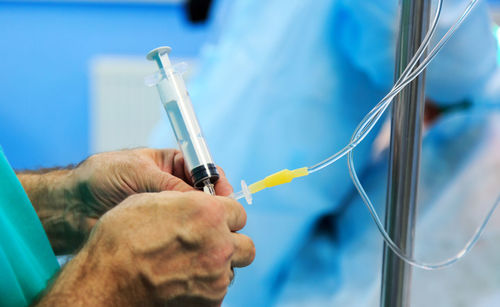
[0,149,59,306]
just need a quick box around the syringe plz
[147,46,219,195]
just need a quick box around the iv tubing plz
[232,0,444,199]
[315,0,500,270]
[234,0,499,270]
[310,0,480,174]
[308,0,443,173]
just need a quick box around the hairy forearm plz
[35,230,151,307]
[17,168,92,254]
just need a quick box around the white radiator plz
[90,56,163,154]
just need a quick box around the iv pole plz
[380,0,430,306]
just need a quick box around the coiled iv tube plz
[308,0,500,270]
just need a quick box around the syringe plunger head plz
[147,46,172,71]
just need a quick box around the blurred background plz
[0,0,220,169]
[0,0,499,169]
[1,1,500,307]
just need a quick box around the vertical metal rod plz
[380,0,430,306]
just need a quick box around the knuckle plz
[209,206,226,227]
[212,274,231,293]
[210,199,225,216]
[194,196,226,226]
[176,231,203,250]
[200,241,234,270]
[173,192,226,230]
[218,241,235,264]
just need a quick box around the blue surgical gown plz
[150,0,498,305]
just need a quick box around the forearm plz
[17,168,91,254]
[35,230,152,307]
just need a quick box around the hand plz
[73,148,233,219]
[36,191,255,307]
[18,148,233,255]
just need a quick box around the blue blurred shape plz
[0,1,210,169]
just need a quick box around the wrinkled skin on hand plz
[19,148,234,255]
[72,148,233,228]
[77,191,255,307]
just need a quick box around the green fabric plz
[0,148,59,306]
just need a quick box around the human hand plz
[19,148,233,255]
[72,148,233,225]
[37,191,255,307]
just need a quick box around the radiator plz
[90,56,164,154]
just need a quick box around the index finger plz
[218,196,246,232]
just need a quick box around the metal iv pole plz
[380,0,430,306]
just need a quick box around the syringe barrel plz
[147,47,219,188]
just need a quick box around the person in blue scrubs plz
[150,0,499,305]
[1,148,254,306]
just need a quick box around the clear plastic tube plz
[233,0,444,197]
[308,0,444,173]
[233,0,499,269]
[307,0,500,270]
[309,0,479,174]
[348,146,500,270]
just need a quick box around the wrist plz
[19,169,92,254]
[37,227,152,306]
[80,224,155,306]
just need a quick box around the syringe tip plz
[202,179,216,196]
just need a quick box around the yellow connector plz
[248,167,309,194]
